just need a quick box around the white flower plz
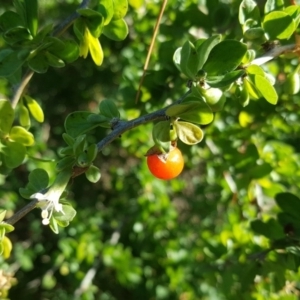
[30,191,64,225]
[30,170,71,225]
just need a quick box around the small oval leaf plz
[9,126,34,146]
[24,95,44,122]
[85,165,101,183]
[174,121,204,145]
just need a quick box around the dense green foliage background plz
[1,0,300,299]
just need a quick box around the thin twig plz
[251,44,296,66]
[97,89,190,152]
[52,0,91,36]
[135,0,168,103]
[11,70,34,109]
[6,199,38,225]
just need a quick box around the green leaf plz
[76,152,89,167]
[275,193,300,219]
[0,211,6,223]
[86,144,98,163]
[86,28,104,66]
[246,64,265,76]
[50,217,59,234]
[45,52,65,68]
[254,74,278,104]
[62,133,75,146]
[285,6,300,28]
[85,165,101,183]
[53,204,76,223]
[203,40,247,75]
[251,218,285,240]
[56,156,75,172]
[73,18,85,41]
[196,34,222,71]
[167,101,213,125]
[65,111,100,137]
[173,47,182,73]
[103,18,128,41]
[174,121,203,145]
[112,0,128,20]
[248,163,272,179]
[0,223,14,233]
[179,41,198,79]
[24,0,38,36]
[206,70,245,88]
[263,11,295,40]
[152,121,171,144]
[28,52,49,73]
[97,0,114,25]
[28,168,49,191]
[239,0,261,25]
[0,50,26,77]
[0,99,14,136]
[49,40,79,63]
[77,8,104,38]
[3,26,32,45]
[2,140,26,168]
[87,114,110,127]
[24,95,44,122]
[99,99,120,119]
[264,0,284,13]
[30,23,53,44]
[9,126,34,146]
[0,11,23,32]
[73,135,87,156]
[200,87,226,112]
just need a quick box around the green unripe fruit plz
[199,87,226,112]
[244,27,265,40]
[284,72,300,95]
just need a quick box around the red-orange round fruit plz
[146,147,184,180]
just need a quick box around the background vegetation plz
[1,0,300,299]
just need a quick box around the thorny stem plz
[97,89,191,151]
[10,0,91,109]
[6,90,191,225]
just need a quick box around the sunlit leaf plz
[203,40,247,75]
[196,34,222,71]
[254,74,278,104]
[24,95,44,122]
[263,11,295,40]
[174,121,203,145]
[9,126,34,146]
